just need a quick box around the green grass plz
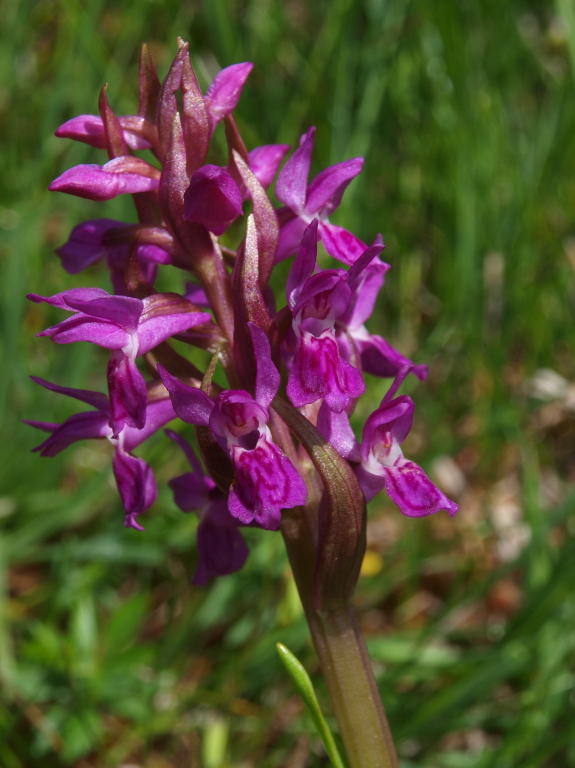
[1,0,575,765]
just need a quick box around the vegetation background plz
[1,0,575,765]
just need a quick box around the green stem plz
[281,515,399,768]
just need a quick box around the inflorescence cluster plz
[27,41,457,588]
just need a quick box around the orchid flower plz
[56,218,174,294]
[25,377,176,529]
[158,324,307,529]
[28,289,210,432]
[285,220,383,411]
[275,126,366,264]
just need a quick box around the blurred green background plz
[2,0,575,765]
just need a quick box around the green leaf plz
[276,642,347,768]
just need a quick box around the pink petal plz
[275,127,315,213]
[319,222,367,265]
[249,323,279,411]
[305,157,363,215]
[204,63,254,130]
[248,144,290,189]
[157,365,214,426]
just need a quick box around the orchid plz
[25,376,175,529]
[28,288,210,432]
[275,126,366,263]
[158,324,307,529]
[26,40,460,768]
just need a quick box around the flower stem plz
[281,514,399,768]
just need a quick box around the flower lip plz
[210,390,268,441]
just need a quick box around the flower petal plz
[204,62,254,131]
[286,219,319,310]
[382,460,459,518]
[288,331,365,412]
[305,157,363,215]
[228,437,307,528]
[49,158,160,201]
[275,127,315,213]
[183,164,243,235]
[157,365,214,426]
[113,448,157,529]
[193,506,249,584]
[249,322,279,411]
[27,411,111,456]
[319,222,367,265]
[248,144,290,189]
[107,352,148,434]
[29,375,110,412]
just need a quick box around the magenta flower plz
[25,377,176,529]
[28,289,210,433]
[275,126,366,263]
[285,220,383,412]
[203,62,254,135]
[166,430,249,584]
[55,114,154,151]
[158,324,307,529]
[56,219,173,293]
[49,156,160,201]
[355,393,458,517]
[183,164,243,235]
[317,371,458,517]
[247,144,290,189]
[335,249,428,382]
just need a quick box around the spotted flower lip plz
[166,430,249,585]
[25,376,176,529]
[285,219,384,412]
[355,393,458,517]
[275,126,366,263]
[158,323,307,529]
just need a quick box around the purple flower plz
[183,164,243,235]
[49,156,160,201]
[56,219,173,293]
[204,63,253,135]
[28,289,211,432]
[275,127,366,263]
[55,114,154,151]
[166,430,249,584]
[247,144,290,190]
[355,394,458,517]
[158,324,307,529]
[25,377,176,529]
[285,220,384,412]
